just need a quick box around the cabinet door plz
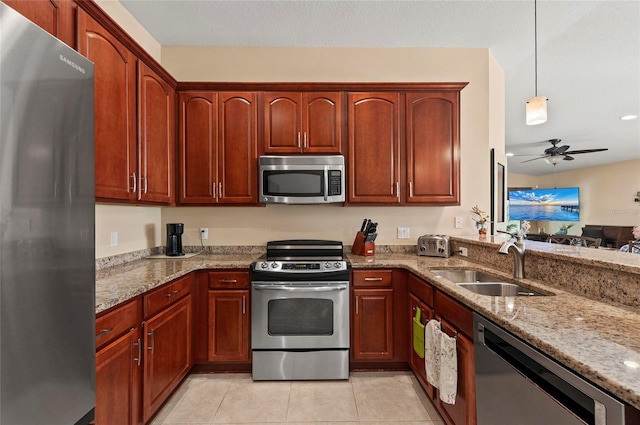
[78,9,137,201]
[348,92,400,203]
[95,327,141,425]
[138,61,174,204]
[406,92,460,204]
[178,92,217,203]
[263,92,302,153]
[2,0,75,47]
[409,293,435,400]
[436,318,476,425]
[143,295,192,423]
[208,290,249,362]
[352,288,394,360]
[302,92,343,153]
[218,92,258,204]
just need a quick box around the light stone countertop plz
[95,250,640,411]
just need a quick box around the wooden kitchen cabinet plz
[405,91,460,205]
[95,298,142,425]
[142,276,193,423]
[352,270,395,360]
[263,92,343,154]
[207,271,250,362]
[178,91,258,204]
[2,0,76,47]
[137,61,174,203]
[78,8,137,201]
[347,92,401,203]
[434,290,476,425]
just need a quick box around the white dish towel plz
[424,319,442,388]
[423,319,458,405]
[438,330,458,404]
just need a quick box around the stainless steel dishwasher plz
[474,313,632,425]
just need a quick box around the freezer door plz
[1,4,95,424]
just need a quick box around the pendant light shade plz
[526,96,547,125]
[526,0,548,125]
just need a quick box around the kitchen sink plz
[431,269,503,283]
[431,269,550,296]
[456,282,547,297]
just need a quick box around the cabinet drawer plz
[353,269,392,287]
[144,275,192,319]
[95,298,140,350]
[434,290,473,338]
[408,273,433,306]
[208,271,249,289]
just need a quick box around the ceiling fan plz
[519,139,608,164]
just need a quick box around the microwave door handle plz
[324,166,329,201]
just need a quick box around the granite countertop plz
[95,251,640,410]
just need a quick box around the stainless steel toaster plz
[417,235,451,257]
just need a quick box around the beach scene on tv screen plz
[509,188,580,221]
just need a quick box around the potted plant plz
[471,205,489,238]
[555,223,574,235]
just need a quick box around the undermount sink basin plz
[431,269,550,296]
[456,282,547,297]
[431,269,503,283]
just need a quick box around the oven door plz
[251,282,349,350]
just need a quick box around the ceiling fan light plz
[526,96,548,125]
[543,156,562,165]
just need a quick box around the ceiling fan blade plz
[545,144,570,155]
[563,155,575,161]
[563,148,608,155]
[521,155,549,163]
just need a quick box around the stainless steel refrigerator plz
[1,4,95,424]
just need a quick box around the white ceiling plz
[120,0,640,176]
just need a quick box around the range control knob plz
[271,262,278,269]
[260,262,268,269]
[334,262,341,269]
[324,262,332,269]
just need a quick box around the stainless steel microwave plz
[259,155,345,204]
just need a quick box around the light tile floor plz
[150,371,445,425]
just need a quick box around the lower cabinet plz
[95,299,142,425]
[142,276,193,423]
[351,270,395,361]
[207,271,251,363]
[408,273,476,425]
[208,290,249,361]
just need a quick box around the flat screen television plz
[508,187,580,221]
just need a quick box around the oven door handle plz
[253,284,348,292]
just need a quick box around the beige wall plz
[159,46,502,247]
[507,159,640,235]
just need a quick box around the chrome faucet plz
[497,230,525,279]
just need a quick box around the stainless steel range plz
[251,240,350,380]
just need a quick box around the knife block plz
[351,232,375,256]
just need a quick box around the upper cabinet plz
[78,8,137,202]
[138,61,175,204]
[406,91,460,205]
[78,7,176,204]
[348,87,463,205]
[348,92,401,203]
[178,91,258,205]
[2,0,76,47]
[263,92,343,154]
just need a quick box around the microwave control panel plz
[329,171,342,195]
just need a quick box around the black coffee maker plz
[166,223,184,256]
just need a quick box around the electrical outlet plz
[459,247,468,257]
[110,231,118,247]
[455,216,464,229]
[200,228,208,240]
[397,227,410,239]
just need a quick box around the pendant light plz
[526,0,548,125]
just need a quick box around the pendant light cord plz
[534,0,538,97]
